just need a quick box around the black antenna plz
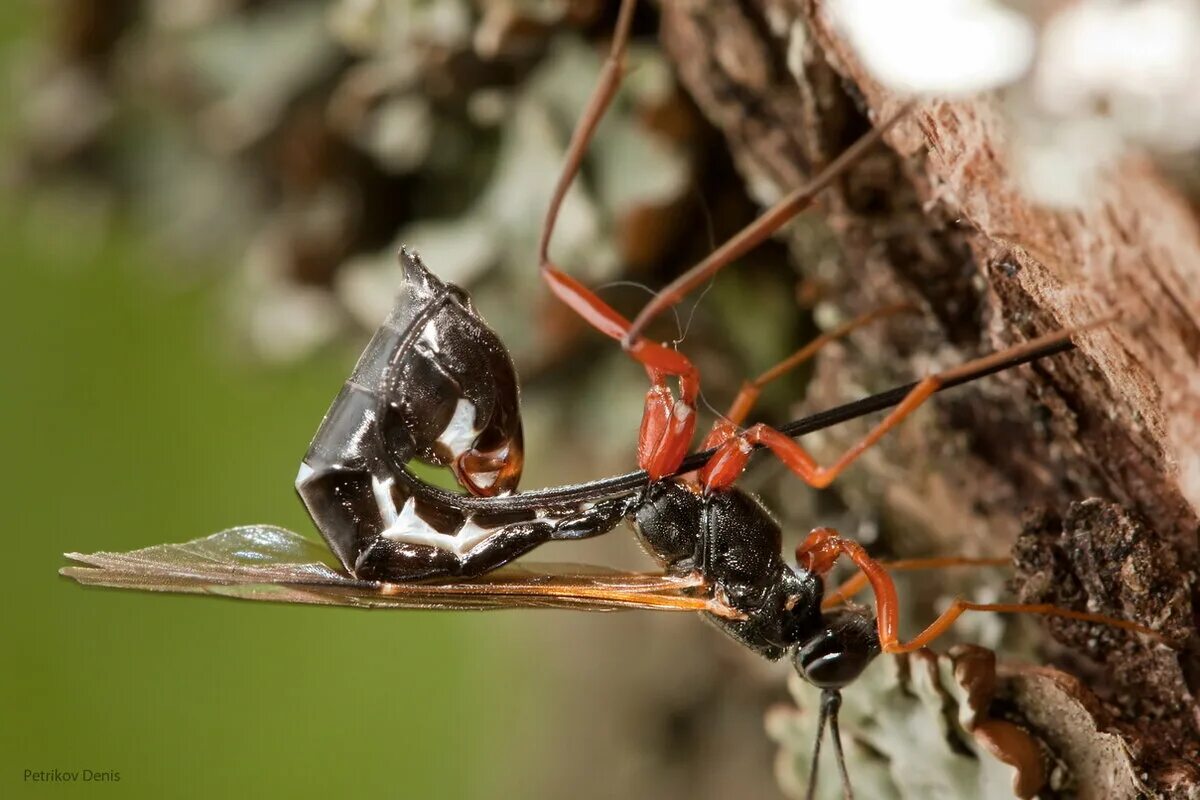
[825,690,854,800]
[806,690,854,800]
[805,691,832,800]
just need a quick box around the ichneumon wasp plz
[61,249,1156,797]
[61,0,1162,795]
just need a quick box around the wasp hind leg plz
[698,324,1114,493]
[795,527,1161,654]
[698,302,914,453]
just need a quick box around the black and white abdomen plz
[294,249,628,581]
[373,252,524,496]
[299,248,524,489]
[295,250,523,573]
[358,249,525,491]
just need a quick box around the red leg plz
[796,529,1160,654]
[699,322,1110,492]
[536,0,699,478]
[536,0,910,479]
[820,556,1008,610]
[699,375,940,491]
[536,0,640,337]
[699,302,913,451]
[539,269,700,478]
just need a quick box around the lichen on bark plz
[657,0,1200,794]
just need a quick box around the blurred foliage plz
[1,3,815,799]
[0,209,565,798]
[1,5,570,798]
[11,0,715,366]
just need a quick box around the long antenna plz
[825,690,854,800]
[805,690,854,800]
[410,335,1076,513]
[805,691,833,800]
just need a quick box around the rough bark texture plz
[657,0,1200,795]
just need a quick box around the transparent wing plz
[61,526,737,616]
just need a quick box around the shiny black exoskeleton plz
[297,249,880,690]
[632,481,879,688]
[296,249,634,581]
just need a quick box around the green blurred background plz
[7,2,1193,797]
[1,6,548,798]
[1,2,811,797]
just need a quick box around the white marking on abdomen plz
[419,320,441,353]
[295,462,316,488]
[436,398,480,458]
[372,475,499,556]
[372,475,400,527]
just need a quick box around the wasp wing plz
[62,526,736,616]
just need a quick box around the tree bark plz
[658,0,1200,794]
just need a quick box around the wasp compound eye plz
[793,611,880,689]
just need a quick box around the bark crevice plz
[659,0,1200,792]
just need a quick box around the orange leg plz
[536,0,637,278]
[621,106,914,349]
[699,374,940,491]
[700,302,913,451]
[698,321,1115,492]
[537,0,911,478]
[820,556,1009,611]
[796,528,1160,654]
[536,0,698,478]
